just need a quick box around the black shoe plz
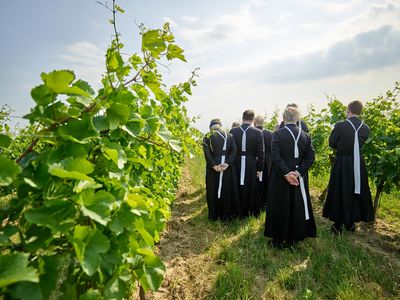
[345,223,355,232]
[331,224,342,235]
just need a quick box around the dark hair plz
[347,101,363,115]
[286,103,298,108]
[209,118,221,128]
[231,121,240,128]
[242,109,255,121]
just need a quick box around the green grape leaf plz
[0,133,12,148]
[166,44,187,62]
[144,116,160,134]
[135,253,165,291]
[93,115,110,132]
[156,124,172,143]
[24,200,76,234]
[77,190,115,226]
[0,253,39,288]
[121,118,145,137]
[0,157,22,186]
[9,282,42,300]
[104,274,127,300]
[48,163,94,182]
[80,289,102,300]
[142,30,166,58]
[71,226,110,276]
[107,103,130,130]
[102,143,127,169]
[169,139,182,152]
[41,70,91,97]
[57,117,99,143]
[31,84,56,106]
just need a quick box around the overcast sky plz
[1,0,399,132]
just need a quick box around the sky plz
[0,0,399,132]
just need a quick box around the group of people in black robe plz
[202,101,375,248]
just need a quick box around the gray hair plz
[254,115,265,127]
[283,107,300,123]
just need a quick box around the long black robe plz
[230,124,264,217]
[322,117,374,225]
[256,126,273,209]
[264,123,316,243]
[203,130,240,221]
[279,119,309,133]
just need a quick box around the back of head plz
[254,115,265,127]
[231,121,240,129]
[283,107,300,124]
[347,100,363,116]
[209,118,222,131]
[242,109,255,122]
[286,103,299,109]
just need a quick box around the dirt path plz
[142,169,400,299]
[146,166,215,300]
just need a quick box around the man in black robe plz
[323,101,374,234]
[203,119,240,220]
[254,115,273,210]
[230,110,264,217]
[265,107,316,247]
[279,103,309,133]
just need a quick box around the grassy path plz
[146,158,400,299]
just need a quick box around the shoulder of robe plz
[334,120,347,129]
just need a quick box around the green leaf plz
[62,157,94,174]
[142,30,166,58]
[102,143,127,169]
[121,118,145,137]
[144,116,161,134]
[129,54,143,70]
[166,44,187,62]
[41,70,91,97]
[71,226,110,276]
[156,124,172,143]
[0,133,12,148]
[93,115,110,132]
[77,190,115,226]
[9,282,42,300]
[107,103,130,130]
[48,163,94,182]
[31,84,56,106]
[0,157,21,186]
[104,273,127,300]
[0,253,39,288]
[24,201,76,234]
[169,139,182,152]
[135,254,165,291]
[57,117,99,143]
[80,289,102,300]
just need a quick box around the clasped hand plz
[213,163,229,172]
[285,171,299,186]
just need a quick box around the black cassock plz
[203,130,240,221]
[256,126,273,209]
[230,124,264,217]
[322,117,374,226]
[264,124,316,243]
[279,119,309,133]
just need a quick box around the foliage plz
[0,2,199,299]
[362,82,400,208]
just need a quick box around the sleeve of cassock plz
[202,136,217,168]
[329,122,341,149]
[256,130,265,172]
[271,132,290,177]
[226,134,237,165]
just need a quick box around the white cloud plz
[175,3,271,54]
[59,41,105,88]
